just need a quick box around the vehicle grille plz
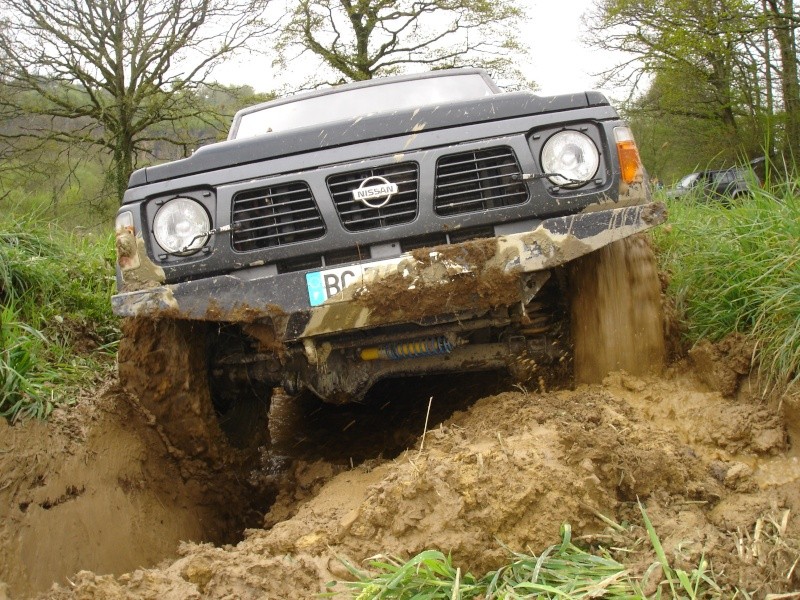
[434,147,528,216]
[327,162,419,232]
[231,182,326,252]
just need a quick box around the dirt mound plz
[5,361,795,599]
[0,381,272,599]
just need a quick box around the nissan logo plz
[352,176,399,209]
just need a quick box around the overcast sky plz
[522,0,617,96]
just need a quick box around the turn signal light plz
[614,127,644,184]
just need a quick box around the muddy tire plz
[118,318,270,461]
[569,236,665,383]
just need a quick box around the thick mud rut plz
[1,357,799,598]
[2,239,799,598]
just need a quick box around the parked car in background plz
[667,167,760,201]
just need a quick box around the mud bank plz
[0,382,274,599]
[1,357,798,598]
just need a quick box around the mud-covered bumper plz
[112,202,666,339]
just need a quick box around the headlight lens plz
[153,198,210,255]
[541,131,599,187]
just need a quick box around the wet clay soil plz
[2,237,799,598]
[0,360,799,598]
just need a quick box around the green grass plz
[0,305,50,419]
[653,185,800,391]
[638,503,722,599]
[0,210,118,420]
[338,507,728,599]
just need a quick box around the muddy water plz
[571,236,665,383]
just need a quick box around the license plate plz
[305,258,402,306]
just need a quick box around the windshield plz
[231,73,496,140]
[676,173,701,189]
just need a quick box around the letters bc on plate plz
[305,257,402,307]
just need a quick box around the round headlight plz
[153,198,210,255]
[541,131,599,187]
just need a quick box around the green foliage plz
[588,0,794,179]
[0,305,50,419]
[627,73,766,184]
[340,507,730,598]
[0,147,117,230]
[653,184,800,390]
[0,211,118,420]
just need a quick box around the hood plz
[128,91,611,189]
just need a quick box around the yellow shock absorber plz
[360,337,454,361]
[360,347,381,361]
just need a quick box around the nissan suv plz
[112,69,666,457]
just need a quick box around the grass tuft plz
[639,501,722,599]
[0,210,118,420]
[340,506,741,599]
[653,185,800,391]
[0,305,48,419]
[342,550,483,599]
[342,526,638,598]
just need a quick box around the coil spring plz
[381,336,453,360]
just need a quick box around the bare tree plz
[0,0,277,203]
[274,0,528,87]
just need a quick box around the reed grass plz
[653,185,799,391]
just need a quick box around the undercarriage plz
[210,270,568,403]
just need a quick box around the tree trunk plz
[113,134,134,204]
[767,0,800,160]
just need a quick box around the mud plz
[355,241,521,324]
[2,235,799,597]
[117,318,230,461]
[114,230,166,292]
[0,382,253,598]
[570,236,666,382]
[0,360,798,598]
[689,332,755,397]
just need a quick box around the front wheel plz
[568,236,665,384]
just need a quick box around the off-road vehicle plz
[113,68,666,457]
[667,167,760,202]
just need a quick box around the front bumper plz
[112,202,666,341]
